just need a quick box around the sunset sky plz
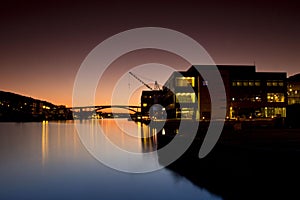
[1,0,299,106]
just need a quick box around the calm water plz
[0,119,221,200]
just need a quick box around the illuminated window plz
[263,107,286,118]
[142,103,147,107]
[243,81,249,86]
[255,81,261,86]
[236,81,242,86]
[272,82,278,86]
[267,81,272,86]
[180,108,195,119]
[232,81,236,86]
[176,77,195,87]
[249,81,254,86]
[267,80,284,87]
[176,93,196,103]
[267,93,285,102]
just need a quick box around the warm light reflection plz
[139,123,158,153]
[42,120,49,166]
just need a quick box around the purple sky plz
[1,0,299,106]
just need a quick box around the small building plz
[141,90,166,119]
[163,65,287,120]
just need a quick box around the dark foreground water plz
[0,120,221,200]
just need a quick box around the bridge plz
[68,105,141,119]
[69,105,141,119]
[70,105,140,112]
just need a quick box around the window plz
[236,81,242,86]
[176,93,196,103]
[278,81,284,86]
[263,107,286,118]
[249,81,254,86]
[267,80,284,87]
[232,80,261,87]
[180,108,195,119]
[267,82,272,86]
[243,81,249,86]
[142,103,147,107]
[176,77,195,87]
[255,81,261,86]
[267,93,285,102]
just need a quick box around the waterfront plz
[0,119,221,200]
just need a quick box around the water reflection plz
[0,120,223,200]
[41,121,48,166]
[74,119,163,173]
[40,120,86,168]
[140,124,158,153]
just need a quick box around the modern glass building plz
[161,65,287,120]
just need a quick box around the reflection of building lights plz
[42,120,48,166]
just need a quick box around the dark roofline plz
[187,65,256,74]
[288,73,300,82]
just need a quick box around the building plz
[141,90,166,119]
[287,73,300,105]
[162,65,287,120]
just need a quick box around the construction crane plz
[129,72,160,90]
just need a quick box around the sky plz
[1,0,299,106]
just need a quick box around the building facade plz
[141,90,166,119]
[162,65,287,120]
[287,73,300,105]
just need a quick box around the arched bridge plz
[69,105,141,113]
